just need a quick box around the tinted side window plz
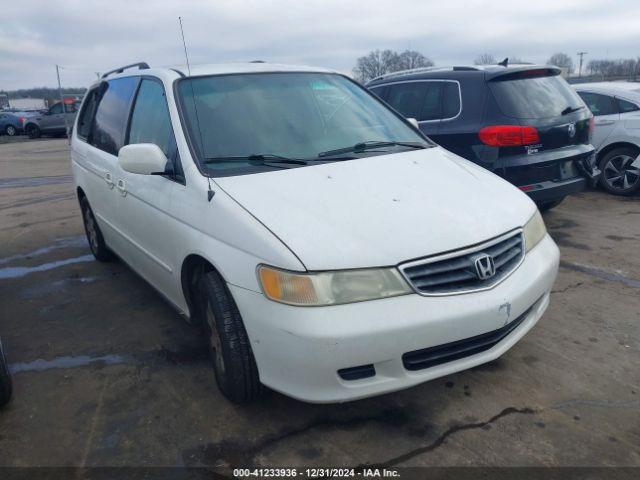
[369,86,385,99]
[77,90,100,140]
[386,82,443,121]
[92,77,139,155]
[577,92,618,116]
[50,103,63,114]
[617,98,639,113]
[387,83,427,119]
[128,79,176,159]
[442,82,461,119]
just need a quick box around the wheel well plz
[598,142,640,162]
[181,254,217,322]
[76,187,86,201]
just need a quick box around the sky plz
[1,0,639,90]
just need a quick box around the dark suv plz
[367,65,600,209]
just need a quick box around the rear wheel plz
[598,147,640,196]
[197,270,262,404]
[80,196,114,262]
[26,124,41,139]
[5,125,17,136]
[537,197,564,212]
[0,340,12,408]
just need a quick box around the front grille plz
[399,231,524,295]
[402,304,533,371]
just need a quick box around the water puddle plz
[560,261,640,289]
[0,175,73,189]
[0,254,94,280]
[9,354,128,374]
[0,235,87,266]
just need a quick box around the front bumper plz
[230,234,560,403]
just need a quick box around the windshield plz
[489,73,585,119]
[177,72,429,175]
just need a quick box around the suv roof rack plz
[101,62,150,79]
[370,65,480,83]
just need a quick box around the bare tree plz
[397,50,434,71]
[547,52,574,73]
[474,53,496,65]
[353,49,433,83]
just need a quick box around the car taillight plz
[19,117,25,124]
[478,125,540,147]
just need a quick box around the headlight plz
[523,209,547,253]
[257,265,412,306]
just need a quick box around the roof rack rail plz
[101,62,150,79]
[370,65,480,83]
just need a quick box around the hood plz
[215,147,536,271]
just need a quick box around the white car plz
[574,82,640,195]
[71,62,559,403]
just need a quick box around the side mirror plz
[118,144,168,175]
[407,118,419,129]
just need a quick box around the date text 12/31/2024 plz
[233,468,400,478]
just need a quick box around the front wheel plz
[198,270,262,404]
[0,340,12,408]
[5,125,17,137]
[598,147,640,196]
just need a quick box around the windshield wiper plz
[318,141,428,158]
[561,105,585,115]
[203,154,309,168]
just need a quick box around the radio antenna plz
[178,16,214,201]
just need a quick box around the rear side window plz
[442,82,461,119]
[50,103,63,114]
[490,74,584,119]
[386,82,447,121]
[617,98,639,113]
[127,79,176,159]
[91,77,139,155]
[577,92,618,116]
[76,89,100,140]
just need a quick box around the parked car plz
[573,83,640,195]
[0,337,12,407]
[0,112,23,136]
[23,101,80,139]
[367,64,600,210]
[72,62,559,404]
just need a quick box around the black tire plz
[26,124,41,139]
[598,147,640,196]
[537,197,565,212]
[80,196,114,262]
[5,125,17,137]
[198,270,262,404]
[0,339,12,408]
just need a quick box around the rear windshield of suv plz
[489,73,584,119]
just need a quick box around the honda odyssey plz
[71,62,559,403]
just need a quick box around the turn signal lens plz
[479,125,540,147]
[257,265,411,306]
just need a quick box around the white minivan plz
[71,62,559,403]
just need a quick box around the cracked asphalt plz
[0,138,638,469]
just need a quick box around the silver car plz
[23,101,79,139]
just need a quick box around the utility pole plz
[55,64,71,144]
[577,52,588,78]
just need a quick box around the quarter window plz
[442,82,461,119]
[577,92,618,116]
[91,77,139,155]
[76,89,100,140]
[617,97,639,113]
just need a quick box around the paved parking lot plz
[0,138,639,470]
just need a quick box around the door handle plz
[116,179,127,197]
[104,172,114,189]
[595,120,615,126]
